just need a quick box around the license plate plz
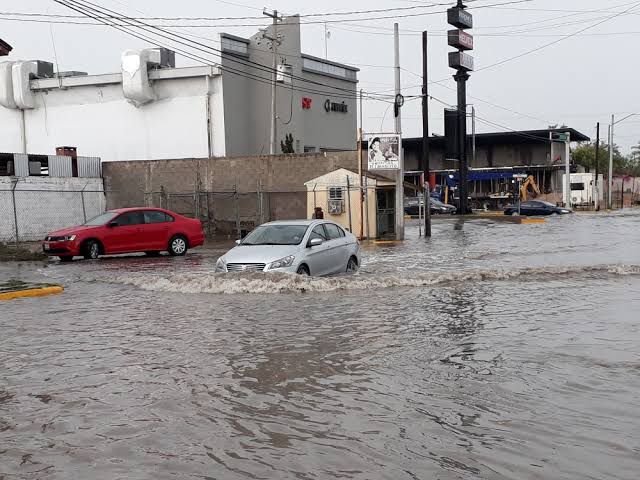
[43,244,50,251]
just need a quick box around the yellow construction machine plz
[520,175,540,201]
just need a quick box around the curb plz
[0,286,64,301]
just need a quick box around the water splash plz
[87,264,640,295]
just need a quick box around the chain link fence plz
[105,183,378,240]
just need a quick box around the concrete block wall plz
[102,152,359,225]
[0,176,105,241]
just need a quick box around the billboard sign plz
[447,7,473,29]
[367,134,401,170]
[449,51,474,71]
[448,30,474,51]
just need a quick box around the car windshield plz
[241,224,309,246]
[83,212,119,226]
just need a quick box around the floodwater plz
[1,212,640,480]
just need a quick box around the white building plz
[0,16,358,162]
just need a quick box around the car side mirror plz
[309,238,323,248]
[108,221,118,228]
[235,239,241,245]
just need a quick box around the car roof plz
[262,219,319,226]
[108,207,170,214]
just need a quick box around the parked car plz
[42,208,205,261]
[215,220,360,276]
[404,197,456,215]
[504,201,572,216]
[430,198,457,214]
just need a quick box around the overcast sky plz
[3,0,640,153]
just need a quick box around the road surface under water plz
[1,212,640,479]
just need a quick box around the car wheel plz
[346,256,359,273]
[169,235,188,256]
[145,251,161,257]
[551,211,559,215]
[59,256,73,262]
[296,264,310,276]
[511,211,519,216]
[82,240,101,260]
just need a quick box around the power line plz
[474,1,640,73]
[56,0,391,102]
[1,1,534,28]
[52,0,388,102]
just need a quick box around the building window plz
[0,153,14,176]
[303,57,357,81]
[221,37,248,56]
[329,186,343,200]
[28,155,48,176]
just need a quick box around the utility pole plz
[595,122,600,211]
[421,31,431,237]
[564,132,571,208]
[447,0,473,214]
[263,10,281,155]
[394,23,404,240]
[608,120,613,209]
[358,89,364,240]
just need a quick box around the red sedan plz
[42,208,205,262]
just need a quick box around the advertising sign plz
[448,29,474,51]
[447,7,473,29]
[448,51,474,71]
[367,134,401,170]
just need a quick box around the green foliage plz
[280,133,295,154]
[572,141,627,174]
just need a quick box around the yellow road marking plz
[0,286,64,301]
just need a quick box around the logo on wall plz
[366,134,401,171]
[302,97,312,110]
[324,99,348,113]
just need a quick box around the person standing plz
[312,207,324,219]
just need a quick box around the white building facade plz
[0,16,358,162]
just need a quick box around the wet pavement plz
[1,212,640,479]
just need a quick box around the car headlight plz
[267,255,295,270]
[63,235,76,241]
[215,258,227,272]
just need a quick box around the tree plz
[280,133,294,154]
[572,141,627,174]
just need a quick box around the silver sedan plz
[215,220,361,276]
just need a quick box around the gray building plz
[220,15,359,156]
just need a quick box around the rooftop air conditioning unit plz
[31,61,54,79]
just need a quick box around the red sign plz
[302,97,312,110]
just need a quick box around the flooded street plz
[2,212,640,479]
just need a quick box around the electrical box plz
[276,64,292,84]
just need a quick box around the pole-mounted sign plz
[448,52,474,71]
[447,7,473,29]
[448,30,473,51]
[447,1,473,215]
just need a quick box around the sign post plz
[513,173,528,215]
[447,1,473,215]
